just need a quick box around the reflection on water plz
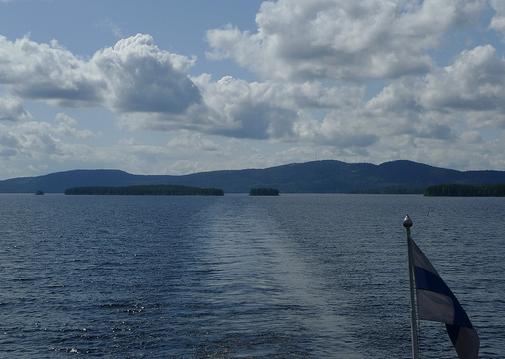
[0,194,503,357]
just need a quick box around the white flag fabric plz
[410,238,479,359]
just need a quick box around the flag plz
[410,237,479,359]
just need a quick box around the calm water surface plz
[0,194,503,358]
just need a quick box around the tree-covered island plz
[65,185,224,196]
[424,184,505,197]
[249,188,280,196]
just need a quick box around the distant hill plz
[1,160,505,193]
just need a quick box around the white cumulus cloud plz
[0,36,104,105]
[421,45,505,112]
[0,34,201,113]
[490,0,505,38]
[207,0,485,81]
[0,96,32,121]
[92,34,201,114]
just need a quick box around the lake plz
[0,194,503,357]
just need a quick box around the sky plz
[1,0,505,179]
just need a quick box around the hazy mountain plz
[2,160,505,193]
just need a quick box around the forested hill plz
[1,160,505,193]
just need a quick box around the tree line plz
[65,185,224,196]
[424,184,505,197]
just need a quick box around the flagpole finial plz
[403,214,413,228]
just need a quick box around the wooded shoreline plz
[65,185,224,196]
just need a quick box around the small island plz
[424,184,505,197]
[35,190,45,195]
[65,184,224,196]
[249,187,280,196]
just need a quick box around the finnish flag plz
[410,238,479,359]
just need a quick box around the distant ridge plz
[2,160,505,193]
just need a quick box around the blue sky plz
[1,0,505,178]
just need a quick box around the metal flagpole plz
[404,215,420,359]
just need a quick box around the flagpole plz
[404,215,420,359]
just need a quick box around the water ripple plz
[0,194,503,357]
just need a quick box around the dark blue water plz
[0,194,503,358]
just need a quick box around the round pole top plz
[403,214,413,228]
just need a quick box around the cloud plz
[92,34,201,114]
[195,75,298,139]
[1,26,496,153]
[53,113,94,139]
[364,43,505,138]
[0,96,32,121]
[0,36,104,105]
[294,112,379,148]
[166,130,219,152]
[368,44,505,117]
[0,34,201,113]
[122,74,374,147]
[207,0,485,81]
[490,0,505,38]
[0,112,94,160]
[421,45,505,112]
[0,32,411,150]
